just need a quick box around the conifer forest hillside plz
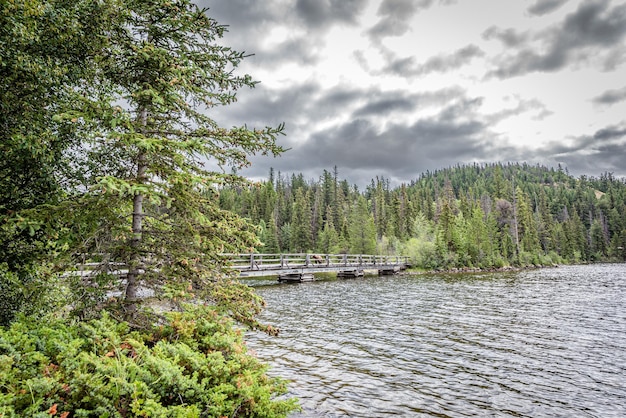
[219,163,626,270]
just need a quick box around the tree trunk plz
[512,181,520,257]
[124,107,148,316]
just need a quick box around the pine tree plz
[317,205,340,254]
[589,219,608,259]
[11,1,285,326]
[290,188,312,252]
[565,210,587,262]
[280,223,292,252]
[348,196,376,254]
[264,215,281,254]
[516,187,540,255]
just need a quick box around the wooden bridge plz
[67,253,411,284]
[225,253,411,282]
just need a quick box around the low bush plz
[0,306,299,417]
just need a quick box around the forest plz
[220,164,626,270]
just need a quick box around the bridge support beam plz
[378,265,401,275]
[337,269,364,279]
[278,272,315,283]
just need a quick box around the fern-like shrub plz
[0,306,298,417]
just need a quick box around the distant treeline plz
[219,163,626,269]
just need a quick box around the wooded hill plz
[219,163,626,269]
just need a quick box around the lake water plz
[245,264,626,417]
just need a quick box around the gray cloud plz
[352,50,372,73]
[482,26,529,47]
[215,82,470,137]
[367,0,424,40]
[561,1,626,45]
[353,98,417,118]
[367,0,456,42]
[381,44,484,77]
[202,0,366,67]
[592,86,626,106]
[291,114,489,184]
[544,124,626,154]
[238,95,500,186]
[485,98,553,124]
[527,0,570,16]
[317,88,363,110]
[533,122,626,176]
[200,0,282,28]
[200,0,290,61]
[558,142,626,177]
[351,87,465,118]
[295,0,369,28]
[378,0,428,15]
[236,97,626,187]
[603,47,626,71]
[214,78,567,186]
[211,82,322,137]
[487,0,626,78]
[419,45,485,74]
[204,0,368,32]
[245,36,321,66]
[588,125,626,142]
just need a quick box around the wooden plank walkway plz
[225,253,410,281]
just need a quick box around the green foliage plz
[404,215,436,265]
[290,189,312,252]
[0,0,115,324]
[63,0,287,321]
[0,4,302,412]
[0,307,298,417]
[316,206,341,254]
[0,266,23,327]
[402,238,438,270]
[0,263,68,328]
[1,0,287,325]
[348,196,377,255]
[220,163,626,270]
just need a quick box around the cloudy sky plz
[201,0,626,187]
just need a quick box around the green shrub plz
[0,264,22,327]
[0,263,65,328]
[402,238,438,270]
[0,306,299,417]
[491,256,507,269]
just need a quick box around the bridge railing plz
[65,253,409,278]
[222,253,409,272]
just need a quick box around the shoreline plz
[410,263,562,275]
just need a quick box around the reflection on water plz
[245,264,626,417]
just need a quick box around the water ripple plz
[246,264,626,417]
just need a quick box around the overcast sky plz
[200,0,626,187]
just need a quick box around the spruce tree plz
[5,0,285,328]
[348,196,377,254]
